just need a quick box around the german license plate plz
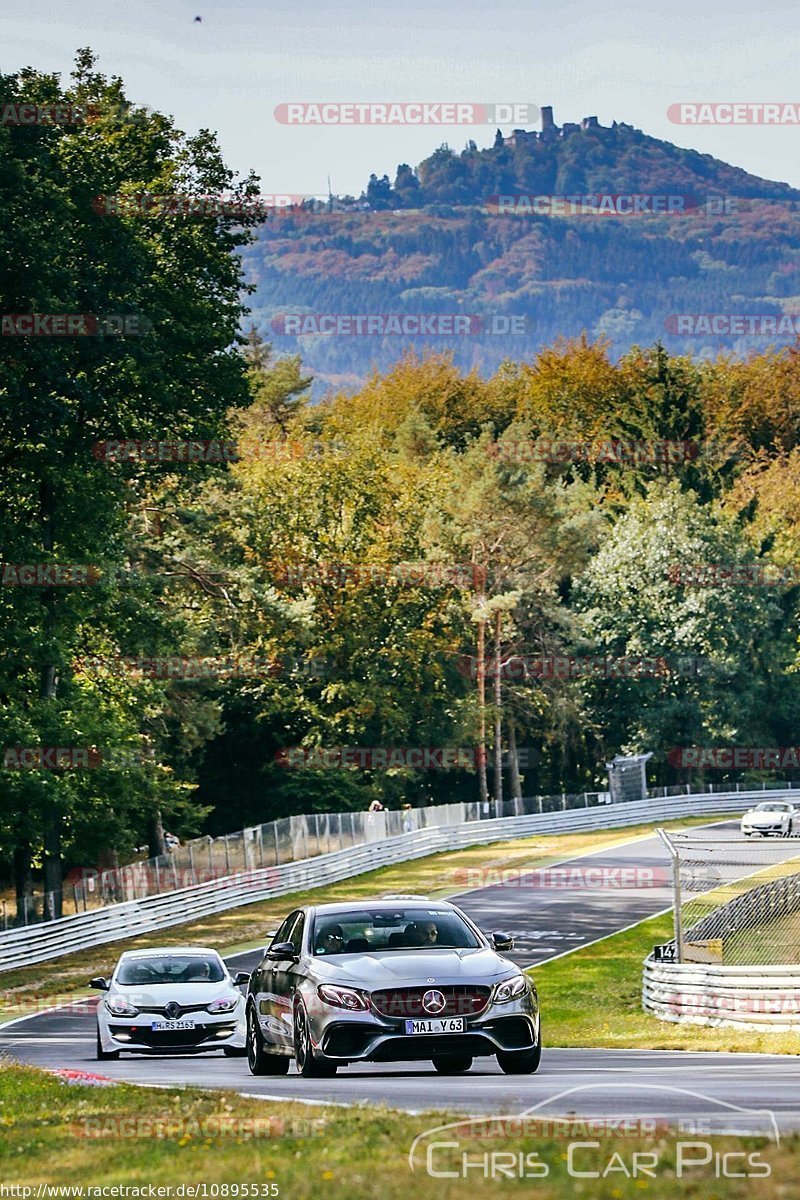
[151,1018,195,1032]
[404,1017,465,1034]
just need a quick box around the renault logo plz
[165,1001,182,1020]
[422,989,446,1014]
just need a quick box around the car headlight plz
[207,996,239,1014]
[317,984,369,1011]
[494,974,529,1003]
[105,997,139,1017]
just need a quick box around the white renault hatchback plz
[92,946,248,1059]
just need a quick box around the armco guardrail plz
[11,779,796,927]
[643,958,800,1031]
[0,789,766,973]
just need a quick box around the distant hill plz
[242,112,800,395]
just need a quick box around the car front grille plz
[109,1022,236,1048]
[132,1002,210,1017]
[370,985,491,1018]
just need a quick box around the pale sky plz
[4,0,800,195]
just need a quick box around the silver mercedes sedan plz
[245,897,540,1078]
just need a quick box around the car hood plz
[311,946,517,986]
[109,982,238,1007]
[745,809,788,820]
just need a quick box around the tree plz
[0,50,260,914]
[572,481,800,780]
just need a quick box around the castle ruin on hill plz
[503,107,632,147]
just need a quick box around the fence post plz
[274,823,281,866]
[583,793,589,807]
[657,827,683,963]
[561,793,566,811]
[188,842,197,884]
[224,835,231,875]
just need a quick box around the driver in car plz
[315,924,345,954]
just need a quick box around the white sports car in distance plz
[92,946,248,1059]
[740,801,796,837]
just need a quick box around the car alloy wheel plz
[247,1005,289,1075]
[293,1000,337,1077]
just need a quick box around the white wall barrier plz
[0,790,765,973]
[642,958,800,1032]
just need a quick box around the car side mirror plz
[267,941,298,960]
[233,971,251,986]
[492,932,515,952]
[89,976,110,991]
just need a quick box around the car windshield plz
[755,803,790,812]
[312,908,481,955]
[116,955,225,985]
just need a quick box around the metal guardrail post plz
[656,827,683,963]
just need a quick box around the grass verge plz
[534,908,800,1054]
[0,1060,795,1196]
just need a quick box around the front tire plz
[497,1031,541,1075]
[96,1028,120,1061]
[432,1055,473,1074]
[294,1001,337,1077]
[247,1007,290,1075]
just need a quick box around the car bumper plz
[98,1012,246,1053]
[741,821,787,834]
[311,998,539,1063]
